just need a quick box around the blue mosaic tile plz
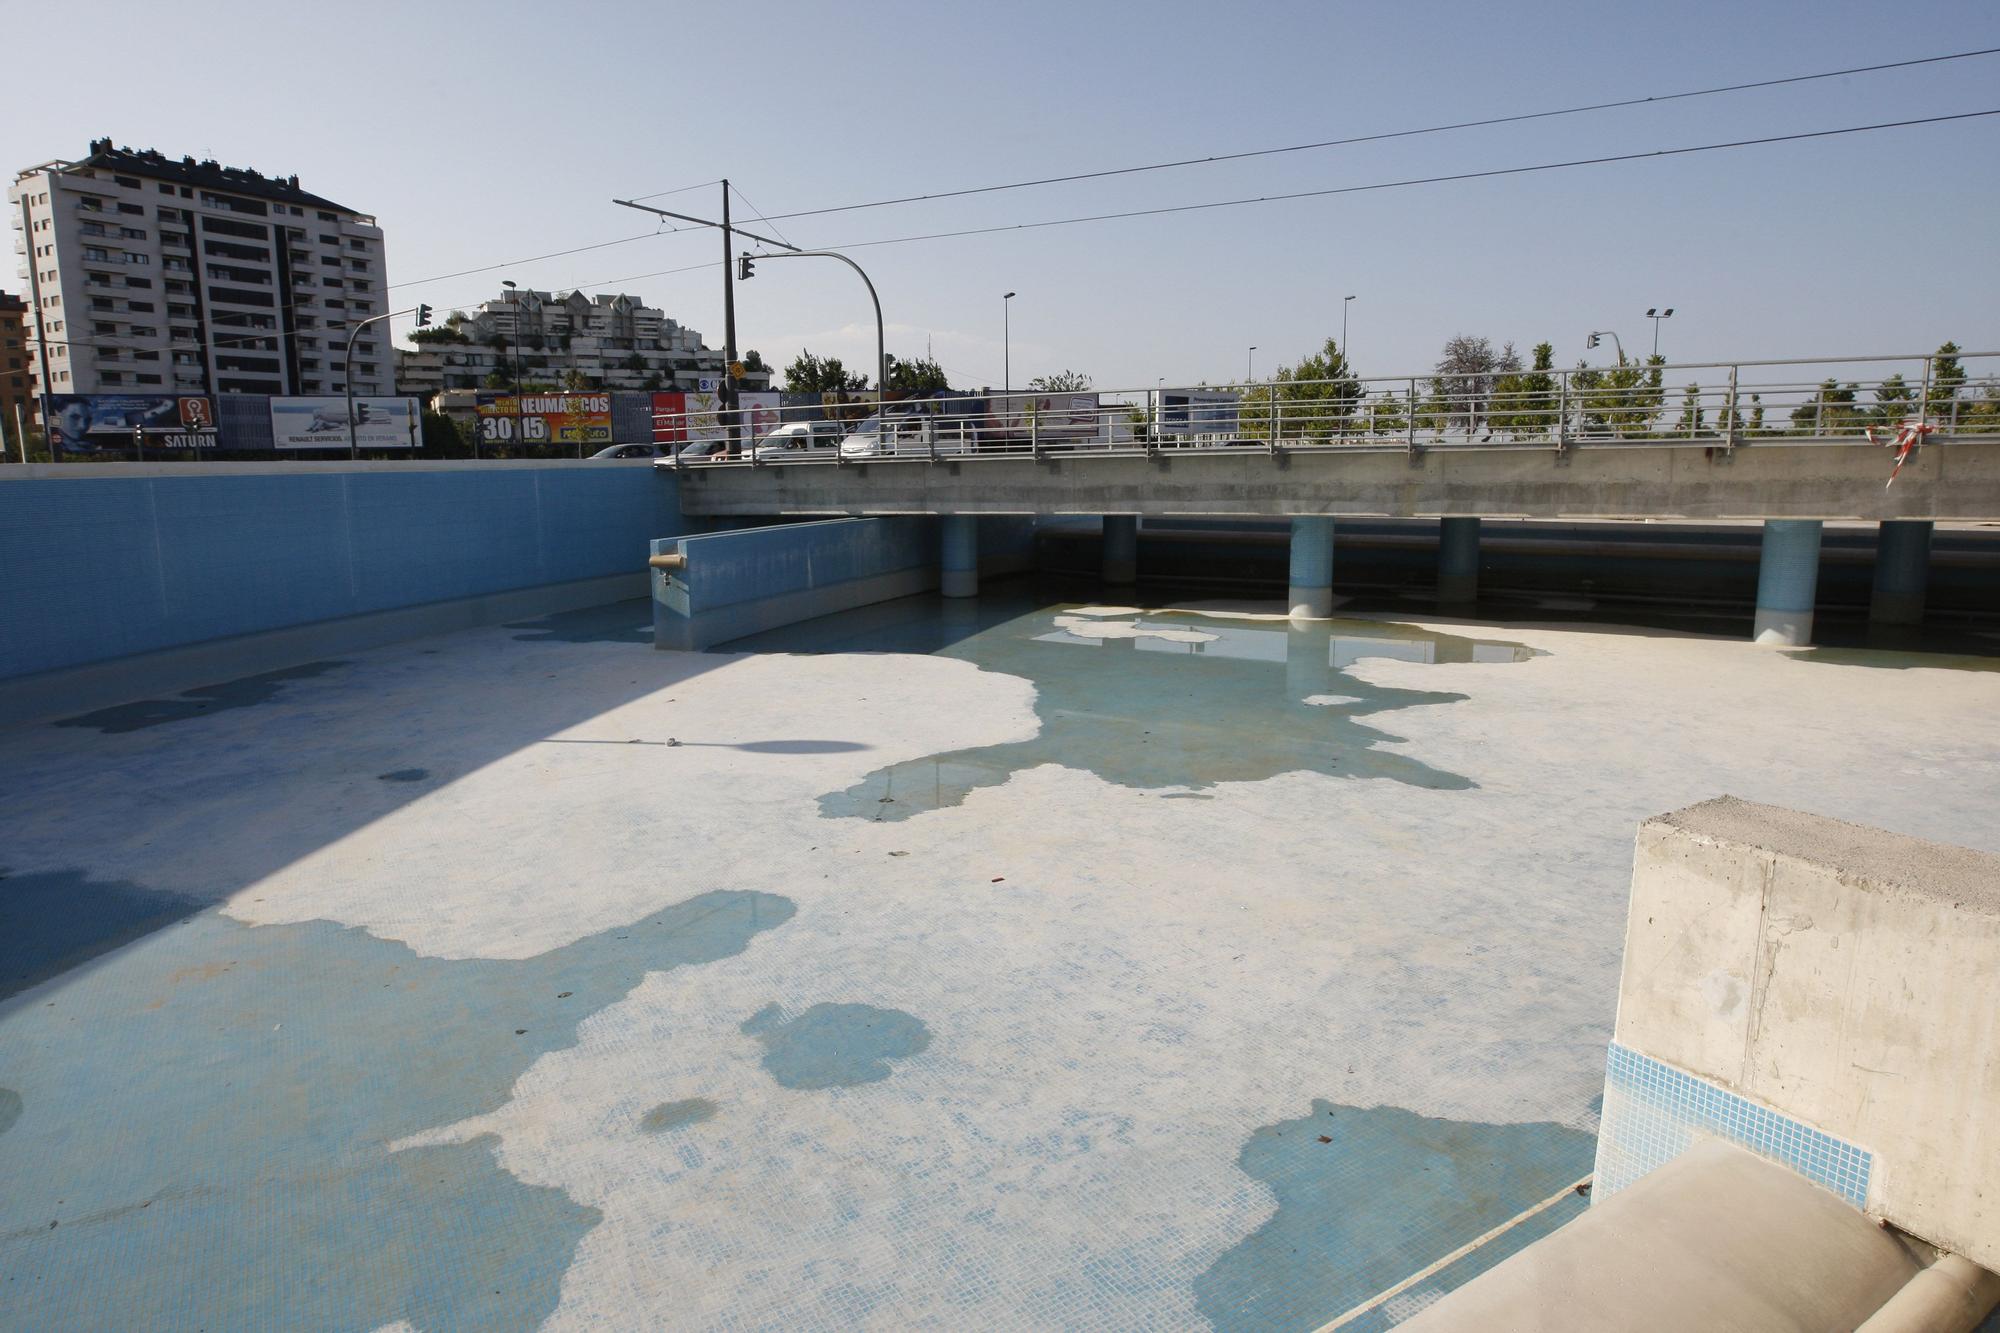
[1594,1043,1870,1208]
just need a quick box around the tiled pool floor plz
[3,588,1998,1330]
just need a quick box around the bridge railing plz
[653,350,2000,465]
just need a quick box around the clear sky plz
[4,0,1996,391]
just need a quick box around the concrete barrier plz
[0,461,681,725]
[675,437,2000,521]
[1599,797,2000,1268]
[651,516,939,651]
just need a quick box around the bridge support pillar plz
[941,514,978,598]
[1102,515,1138,585]
[1753,519,1823,646]
[1870,520,1933,627]
[1288,516,1336,619]
[1437,517,1481,607]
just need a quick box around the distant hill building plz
[396,288,769,396]
[9,139,390,402]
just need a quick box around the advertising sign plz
[650,391,688,444]
[985,392,1103,444]
[681,384,725,444]
[740,391,781,441]
[269,396,418,450]
[43,394,217,452]
[475,392,613,446]
[1159,390,1240,438]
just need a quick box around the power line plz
[762,46,2000,223]
[727,181,796,251]
[385,229,684,291]
[627,177,726,203]
[779,107,2000,253]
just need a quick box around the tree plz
[1674,383,1706,437]
[784,349,868,393]
[1790,380,1860,435]
[481,369,512,391]
[1926,341,1966,422]
[408,325,470,345]
[420,410,472,456]
[1871,373,1915,428]
[1490,341,1558,439]
[1273,338,1362,441]
[1363,390,1407,436]
[561,367,592,393]
[1029,370,1092,392]
[885,354,950,394]
[1571,353,1664,436]
[1427,335,1514,434]
[742,349,769,374]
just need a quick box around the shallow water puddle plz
[726,598,1541,820]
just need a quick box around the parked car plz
[590,442,674,459]
[837,412,979,460]
[674,438,733,461]
[751,421,845,461]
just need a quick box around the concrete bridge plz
[672,432,2000,645]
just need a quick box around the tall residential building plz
[396,288,770,397]
[9,139,390,403]
[0,292,29,434]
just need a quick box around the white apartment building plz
[10,139,391,402]
[396,288,770,396]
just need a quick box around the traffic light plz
[1586,333,1602,349]
[737,254,755,281]
[416,303,433,326]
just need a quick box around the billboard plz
[680,383,725,444]
[44,394,217,452]
[984,392,1104,444]
[269,396,418,450]
[1159,390,1240,438]
[475,392,612,446]
[650,391,688,444]
[740,391,781,441]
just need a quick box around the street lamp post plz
[1003,292,1016,394]
[1342,294,1355,359]
[1586,330,1626,364]
[1646,307,1675,359]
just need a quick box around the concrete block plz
[652,517,939,651]
[1400,1141,1921,1333]
[1613,797,2000,1267]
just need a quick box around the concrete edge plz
[0,572,646,730]
[1644,796,2000,916]
[655,567,939,652]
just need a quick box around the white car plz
[590,442,673,459]
[751,421,845,461]
[837,413,977,460]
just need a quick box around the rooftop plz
[18,138,365,218]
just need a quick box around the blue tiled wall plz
[1594,1043,1872,1208]
[0,466,682,681]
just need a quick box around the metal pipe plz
[1854,1254,2000,1333]
[647,552,688,572]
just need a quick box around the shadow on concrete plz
[52,661,353,734]
[0,867,206,1004]
[2,599,737,1015]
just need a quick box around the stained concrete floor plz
[2,586,1998,1331]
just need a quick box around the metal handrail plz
[640,350,1999,466]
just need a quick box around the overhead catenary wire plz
[387,46,2000,300]
[794,108,2000,253]
[726,181,796,252]
[759,45,2000,223]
